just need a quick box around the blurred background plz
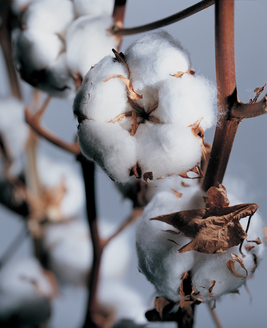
[0,0,267,327]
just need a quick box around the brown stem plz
[111,0,214,36]
[231,96,267,119]
[0,0,22,100]
[78,155,102,328]
[203,0,239,191]
[25,107,80,155]
[112,0,127,49]
[207,302,225,328]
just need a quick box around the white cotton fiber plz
[73,0,114,18]
[78,120,137,183]
[73,55,131,124]
[136,186,265,303]
[36,154,85,220]
[125,31,191,94]
[66,15,118,78]
[136,123,202,181]
[157,74,216,130]
[22,0,74,36]
[11,0,34,14]
[15,29,64,72]
[0,258,53,325]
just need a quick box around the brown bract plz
[150,183,259,254]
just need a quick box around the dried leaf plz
[208,280,216,297]
[104,74,142,100]
[150,184,258,254]
[154,297,171,319]
[171,188,183,199]
[246,237,262,245]
[226,260,247,279]
[204,183,229,208]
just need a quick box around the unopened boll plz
[136,188,265,303]
[0,258,54,325]
[74,31,215,184]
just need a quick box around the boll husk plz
[66,15,119,78]
[0,258,54,326]
[135,186,265,303]
[74,31,215,184]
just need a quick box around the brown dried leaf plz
[208,280,216,297]
[171,188,183,199]
[150,184,258,254]
[226,260,247,279]
[154,297,171,319]
[104,74,142,100]
[204,183,229,208]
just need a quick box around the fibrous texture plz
[74,31,216,184]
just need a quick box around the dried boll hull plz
[74,31,215,184]
[135,185,265,304]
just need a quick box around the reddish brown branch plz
[111,0,214,36]
[231,95,267,119]
[203,0,239,191]
[25,107,80,155]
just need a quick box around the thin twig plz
[203,0,239,191]
[231,95,267,119]
[110,0,215,36]
[25,107,80,155]
[207,302,225,328]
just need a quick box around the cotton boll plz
[78,120,137,183]
[36,154,85,219]
[136,191,201,302]
[22,0,74,37]
[73,55,131,124]
[0,97,29,176]
[157,74,216,130]
[66,15,119,78]
[73,0,114,18]
[136,123,202,181]
[125,31,191,95]
[15,29,64,73]
[11,0,35,14]
[98,280,147,324]
[38,53,76,98]
[0,258,53,325]
[43,221,92,286]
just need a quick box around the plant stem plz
[111,0,214,36]
[203,0,240,191]
[207,302,225,328]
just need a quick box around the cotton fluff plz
[136,187,265,303]
[36,154,85,219]
[74,31,215,184]
[0,97,29,176]
[43,219,131,286]
[11,0,35,15]
[73,0,114,18]
[66,15,119,78]
[0,258,53,325]
[22,0,74,37]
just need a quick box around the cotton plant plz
[136,183,265,311]
[0,258,56,326]
[73,31,216,185]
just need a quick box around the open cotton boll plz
[136,190,202,302]
[98,280,147,324]
[36,154,85,219]
[66,15,118,78]
[73,0,114,18]
[78,120,137,183]
[15,29,64,73]
[156,74,216,130]
[22,0,74,37]
[73,55,131,124]
[11,0,35,14]
[136,123,202,181]
[0,258,53,325]
[38,53,77,98]
[125,31,191,93]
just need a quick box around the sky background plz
[0,0,267,327]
